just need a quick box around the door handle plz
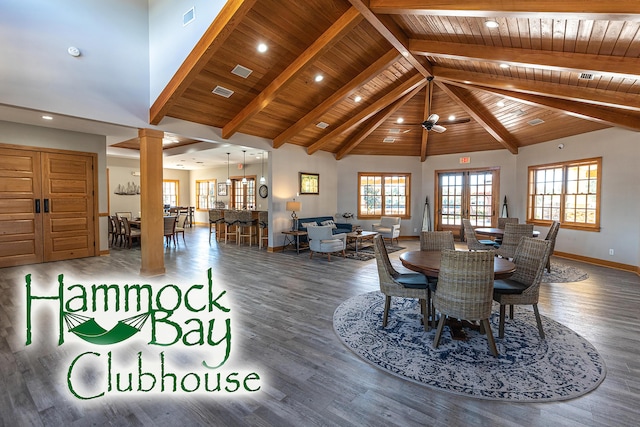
[44,199,49,213]
[35,199,41,214]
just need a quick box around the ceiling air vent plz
[528,118,545,126]
[388,128,401,134]
[316,121,329,129]
[212,86,234,98]
[231,64,253,79]
[383,137,396,143]
[578,72,595,80]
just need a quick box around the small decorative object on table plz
[342,212,354,223]
[355,227,363,235]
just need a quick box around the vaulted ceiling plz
[149,0,640,161]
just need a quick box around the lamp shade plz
[286,201,301,212]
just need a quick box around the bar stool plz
[258,211,268,249]
[209,209,225,242]
[224,210,239,244]
[236,210,257,246]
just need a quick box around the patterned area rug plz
[333,291,606,402]
[543,261,589,283]
[341,244,404,261]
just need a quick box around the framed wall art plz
[217,182,228,196]
[299,172,319,195]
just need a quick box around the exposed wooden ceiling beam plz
[434,67,640,112]
[149,0,256,125]
[221,7,363,139]
[336,83,425,160]
[273,49,400,149]
[435,82,519,154]
[411,40,640,79]
[307,74,426,155]
[370,0,640,19]
[446,81,640,131]
[420,81,432,162]
[348,0,433,78]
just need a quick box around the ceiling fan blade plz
[431,124,447,133]
[427,113,439,124]
[439,117,471,125]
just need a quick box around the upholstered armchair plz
[307,225,346,262]
[372,216,401,245]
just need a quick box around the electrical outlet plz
[609,249,614,256]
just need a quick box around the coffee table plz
[346,230,378,254]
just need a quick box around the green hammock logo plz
[64,312,150,345]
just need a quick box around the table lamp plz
[286,200,301,231]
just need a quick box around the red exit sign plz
[459,156,471,164]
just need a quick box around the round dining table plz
[399,250,516,280]
[474,227,540,238]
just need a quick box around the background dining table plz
[474,227,540,238]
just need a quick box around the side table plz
[281,230,308,254]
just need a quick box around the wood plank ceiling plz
[149,0,640,161]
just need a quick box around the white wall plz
[0,121,109,251]
[515,128,640,266]
[149,0,226,102]
[1,0,151,128]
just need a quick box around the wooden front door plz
[0,147,95,267]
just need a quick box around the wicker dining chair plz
[433,249,498,357]
[543,221,560,273]
[373,235,430,331]
[493,237,552,339]
[495,223,534,260]
[462,219,495,250]
[419,230,455,251]
[497,217,519,229]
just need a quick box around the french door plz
[435,168,499,239]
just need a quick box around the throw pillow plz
[321,220,337,229]
[301,222,318,228]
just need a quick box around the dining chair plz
[115,211,132,220]
[497,217,519,229]
[121,217,141,249]
[174,213,188,243]
[433,249,498,356]
[462,219,495,250]
[493,237,552,339]
[163,216,177,246]
[373,235,430,332]
[495,223,534,260]
[543,221,560,273]
[110,215,124,247]
[419,230,455,251]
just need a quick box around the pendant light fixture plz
[225,152,231,185]
[241,150,247,183]
[260,151,266,184]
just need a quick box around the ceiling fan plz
[420,77,470,133]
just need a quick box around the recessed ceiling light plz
[485,20,499,28]
[401,50,409,57]
[257,43,268,53]
[314,74,324,82]
[496,100,505,107]
[354,95,362,103]
[42,115,53,120]
[396,118,404,124]
[499,63,510,69]
[448,115,456,121]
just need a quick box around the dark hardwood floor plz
[1,226,639,426]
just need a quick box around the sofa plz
[297,216,353,244]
